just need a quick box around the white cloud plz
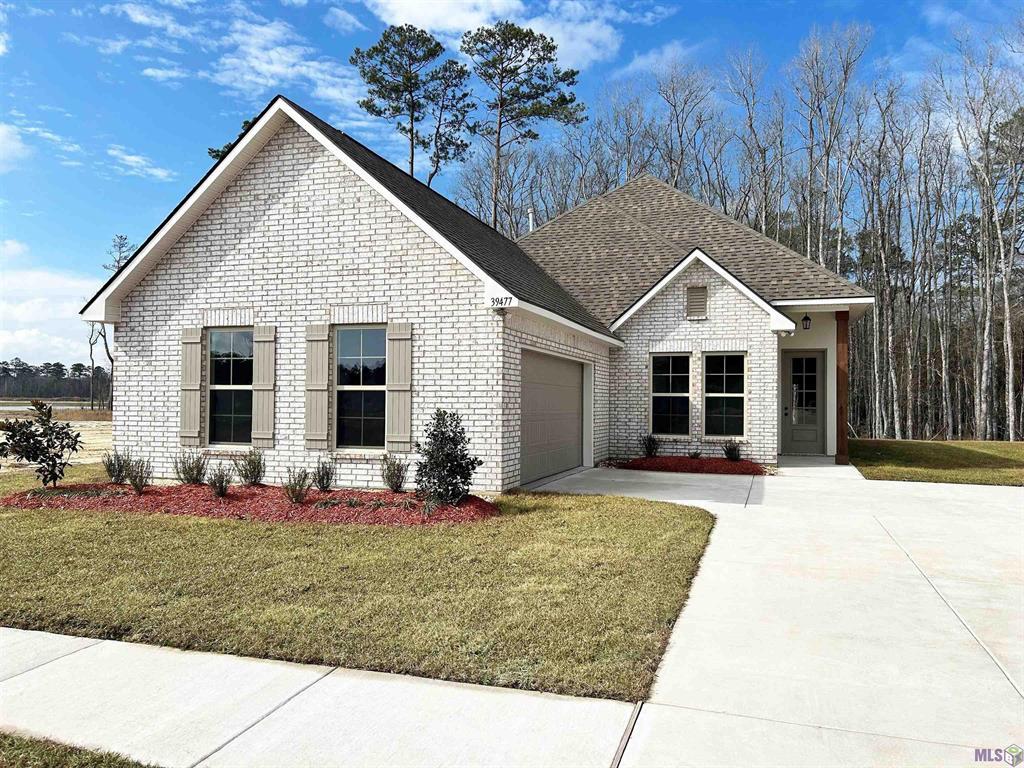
[0,265,103,364]
[18,125,83,154]
[64,31,184,55]
[616,38,703,76]
[206,19,364,123]
[100,2,198,40]
[324,7,366,34]
[525,1,624,70]
[0,4,8,56]
[0,123,32,173]
[0,239,28,261]
[141,65,189,82]
[106,144,176,181]
[360,0,523,35]
[281,0,308,6]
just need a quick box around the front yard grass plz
[850,438,1024,486]
[0,465,713,701]
[0,733,151,768]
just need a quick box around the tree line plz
[0,358,110,406]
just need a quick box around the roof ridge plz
[638,174,867,293]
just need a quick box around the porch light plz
[801,314,811,331]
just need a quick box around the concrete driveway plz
[538,463,1024,766]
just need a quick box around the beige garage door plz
[520,350,583,485]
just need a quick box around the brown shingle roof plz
[518,174,871,326]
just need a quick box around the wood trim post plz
[836,310,850,464]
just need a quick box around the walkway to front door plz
[781,350,825,454]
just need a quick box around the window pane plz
[363,358,386,386]
[671,375,688,394]
[706,374,724,394]
[339,391,362,417]
[212,358,232,386]
[232,331,253,359]
[653,375,671,393]
[725,355,743,374]
[706,355,724,374]
[670,412,688,434]
[653,356,670,375]
[233,389,252,416]
[652,396,688,435]
[652,414,669,434]
[338,359,361,386]
[805,357,816,374]
[211,415,233,443]
[362,329,386,358]
[705,397,743,436]
[211,389,231,415]
[363,391,385,418]
[724,415,743,435]
[671,356,689,375]
[363,418,385,447]
[793,357,803,374]
[722,398,742,417]
[233,358,253,386]
[338,330,361,358]
[725,373,744,394]
[233,416,252,444]
[338,418,362,447]
[652,396,672,415]
[210,331,232,358]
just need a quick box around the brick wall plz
[115,121,520,490]
[609,261,779,464]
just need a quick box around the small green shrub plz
[126,458,152,495]
[173,450,208,484]
[345,496,361,508]
[688,449,702,459]
[722,439,742,461]
[367,498,385,512]
[102,448,133,484]
[208,463,232,498]
[414,409,482,505]
[638,433,660,458]
[282,467,312,504]
[380,453,408,492]
[232,448,265,486]
[0,401,84,487]
[312,458,336,492]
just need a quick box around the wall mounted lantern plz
[802,314,812,331]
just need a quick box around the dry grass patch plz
[850,439,1024,486]
[0,466,712,700]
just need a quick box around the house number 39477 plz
[490,296,514,307]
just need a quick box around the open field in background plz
[0,466,714,701]
[850,439,1024,486]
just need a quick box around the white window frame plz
[334,324,387,451]
[207,326,254,447]
[649,353,691,437]
[702,352,747,440]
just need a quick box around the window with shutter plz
[179,327,202,446]
[251,325,276,448]
[385,322,412,452]
[305,324,331,450]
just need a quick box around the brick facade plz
[609,261,779,464]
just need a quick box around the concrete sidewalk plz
[0,628,634,768]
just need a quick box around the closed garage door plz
[520,350,583,484]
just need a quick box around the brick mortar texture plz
[609,261,779,464]
[115,121,523,490]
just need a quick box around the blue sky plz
[0,0,1012,365]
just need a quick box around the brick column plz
[836,310,850,464]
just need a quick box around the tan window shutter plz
[686,286,708,319]
[180,327,202,446]
[305,324,331,450]
[386,322,412,452]
[251,325,276,448]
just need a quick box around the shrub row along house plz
[80,96,873,491]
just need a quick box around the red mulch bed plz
[615,456,766,475]
[0,483,498,526]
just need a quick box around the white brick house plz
[81,96,873,491]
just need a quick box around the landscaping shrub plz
[232,448,265,486]
[688,449,702,459]
[102,449,133,484]
[0,400,83,487]
[638,432,660,458]
[208,463,232,498]
[173,450,208,485]
[312,458,336,492]
[126,458,153,495]
[283,468,312,504]
[722,439,742,461]
[380,453,408,492]
[414,409,482,506]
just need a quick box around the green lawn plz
[0,465,713,701]
[0,733,150,768]
[850,439,1024,486]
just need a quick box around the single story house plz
[80,95,873,491]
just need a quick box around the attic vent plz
[686,286,708,319]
